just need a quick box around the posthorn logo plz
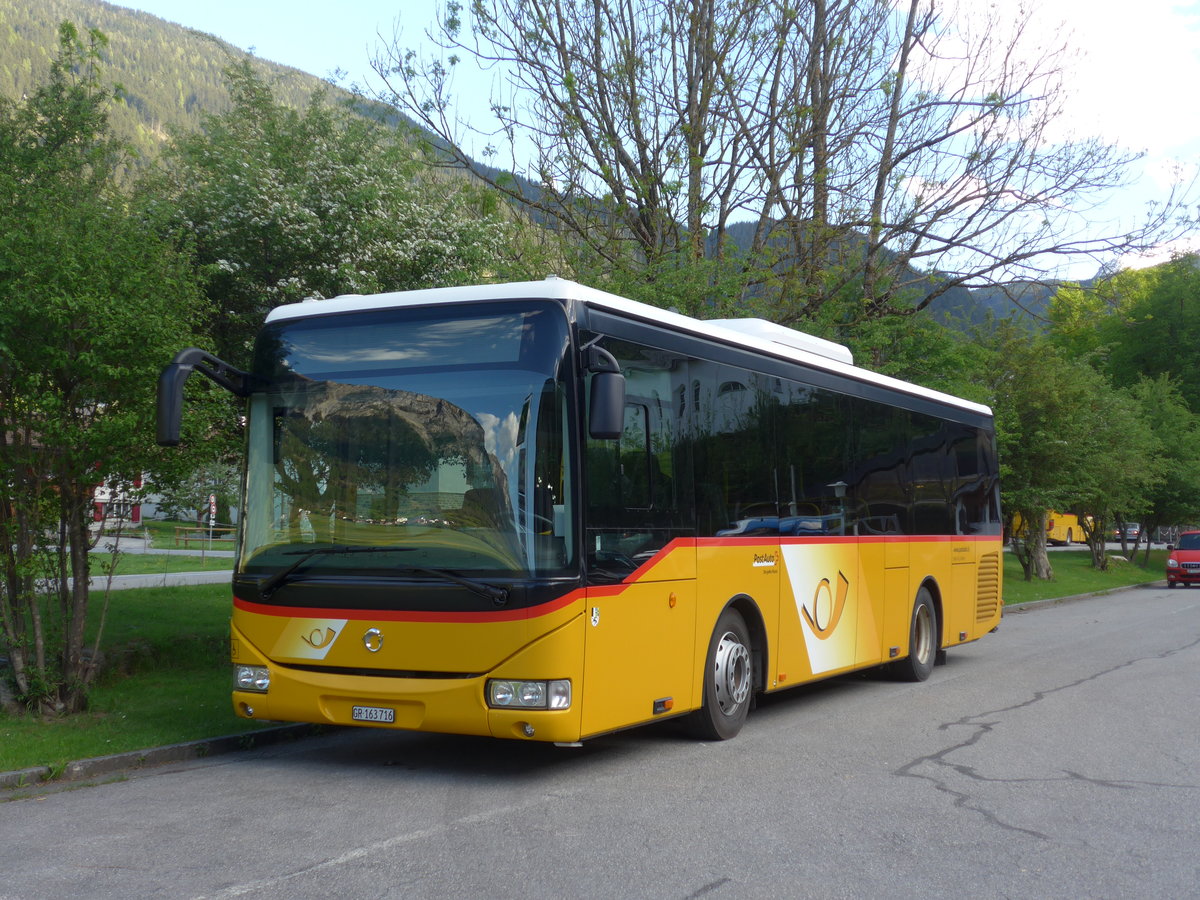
[362,628,384,653]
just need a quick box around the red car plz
[1165,531,1200,588]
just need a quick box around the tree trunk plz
[1030,514,1054,580]
[1082,517,1109,570]
[59,483,95,714]
[1012,509,1054,581]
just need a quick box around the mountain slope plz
[0,0,360,163]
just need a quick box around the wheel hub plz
[914,603,933,665]
[713,630,751,715]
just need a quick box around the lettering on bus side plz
[753,553,778,569]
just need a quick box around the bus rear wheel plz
[689,608,753,740]
[892,588,937,682]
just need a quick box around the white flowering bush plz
[144,61,509,365]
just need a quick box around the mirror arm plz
[583,342,621,376]
[169,347,255,397]
[157,348,256,446]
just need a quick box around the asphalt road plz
[2,583,1197,899]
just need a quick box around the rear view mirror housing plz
[588,371,626,440]
[583,341,625,440]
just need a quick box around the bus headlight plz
[235,665,271,693]
[487,679,571,710]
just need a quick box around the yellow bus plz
[1012,511,1086,546]
[158,277,1003,743]
[1046,512,1086,546]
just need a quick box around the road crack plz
[894,635,1200,841]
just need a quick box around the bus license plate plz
[352,705,395,724]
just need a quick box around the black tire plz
[688,608,753,740]
[892,587,938,682]
[1168,582,1177,589]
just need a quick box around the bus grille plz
[976,551,1001,622]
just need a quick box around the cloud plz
[1044,0,1200,156]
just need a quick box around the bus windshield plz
[238,300,575,581]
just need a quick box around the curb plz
[0,723,325,793]
[1005,579,1167,613]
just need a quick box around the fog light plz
[235,665,270,693]
[487,679,571,709]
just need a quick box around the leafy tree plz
[153,460,241,526]
[1047,260,1200,560]
[1126,376,1200,561]
[1066,383,1160,570]
[377,0,1190,323]
[1101,257,1200,411]
[982,328,1090,579]
[980,321,1159,577]
[1049,257,1200,409]
[144,61,512,367]
[0,23,209,714]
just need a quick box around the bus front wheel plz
[892,588,937,682]
[689,608,753,740]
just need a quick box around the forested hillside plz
[0,0,365,164]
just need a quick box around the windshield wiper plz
[256,547,509,607]
[396,567,509,607]
[258,545,411,599]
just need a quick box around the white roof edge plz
[264,277,585,323]
[265,277,992,418]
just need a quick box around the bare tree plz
[375,0,1193,322]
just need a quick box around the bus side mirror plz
[156,362,192,446]
[589,371,625,440]
[156,347,255,446]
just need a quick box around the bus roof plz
[265,276,992,418]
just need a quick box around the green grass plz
[1001,549,1166,605]
[0,548,1170,777]
[0,584,272,775]
[88,552,233,576]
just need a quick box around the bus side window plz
[847,400,910,536]
[620,402,653,510]
[583,337,692,583]
[692,366,777,537]
[775,379,851,536]
[909,413,956,536]
[585,400,651,515]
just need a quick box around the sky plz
[113,0,1200,280]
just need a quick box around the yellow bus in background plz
[158,278,1003,744]
[1046,512,1087,545]
[1013,511,1087,546]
